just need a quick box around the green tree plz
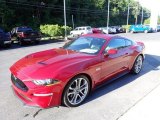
[0,0,150,31]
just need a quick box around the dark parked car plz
[157,25,160,32]
[112,26,126,33]
[0,28,11,47]
[11,26,41,45]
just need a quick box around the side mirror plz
[104,49,118,56]
[108,49,118,54]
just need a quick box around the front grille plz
[11,74,28,92]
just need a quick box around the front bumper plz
[23,38,41,41]
[4,40,11,44]
[10,74,62,108]
[11,83,55,108]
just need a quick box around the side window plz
[125,39,132,47]
[105,38,125,51]
[75,28,78,31]
[87,27,91,30]
[79,28,83,30]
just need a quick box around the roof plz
[82,33,117,41]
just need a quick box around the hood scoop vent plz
[38,61,47,65]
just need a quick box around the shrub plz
[144,18,150,25]
[40,24,72,37]
[122,25,131,32]
[61,25,72,36]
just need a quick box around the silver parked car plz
[70,26,93,36]
[99,27,117,34]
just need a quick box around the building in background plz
[150,8,158,31]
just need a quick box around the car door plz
[123,39,136,68]
[100,38,128,83]
[73,27,78,35]
[140,25,144,32]
[77,27,82,35]
[135,25,140,32]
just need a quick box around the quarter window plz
[125,39,132,46]
[87,27,91,30]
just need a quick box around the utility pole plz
[107,0,110,34]
[126,1,130,33]
[135,1,139,25]
[72,15,74,29]
[141,7,144,25]
[63,0,67,40]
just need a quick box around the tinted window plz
[17,27,33,32]
[125,39,132,46]
[87,27,91,30]
[105,38,125,51]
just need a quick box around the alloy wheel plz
[63,75,90,107]
[133,55,143,74]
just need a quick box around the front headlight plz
[33,79,59,86]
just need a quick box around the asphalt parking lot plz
[0,33,160,120]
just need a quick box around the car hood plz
[10,48,95,79]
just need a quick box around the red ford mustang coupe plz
[10,34,145,108]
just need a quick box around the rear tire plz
[19,38,25,46]
[131,55,143,74]
[62,75,90,107]
[34,40,40,44]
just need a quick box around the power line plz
[1,1,150,17]
[1,1,129,15]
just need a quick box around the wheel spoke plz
[80,91,85,96]
[80,86,87,91]
[73,94,78,104]
[69,86,74,90]
[70,94,76,103]
[75,79,78,87]
[67,91,75,96]
[78,94,83,101]
[77,78,82,89]
[80,82,87,90]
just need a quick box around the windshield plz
[17,27,33,32]
[63,37,106,54]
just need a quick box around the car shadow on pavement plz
[0,39,65,51]
[84,54,160,105]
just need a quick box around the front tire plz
[18,38,25,46]
[34,40,40,44]
[131,55,143,74]
[130,30,134,33]
[62,75,90,107]
[144,30,148,33]
[5,43,11,48]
